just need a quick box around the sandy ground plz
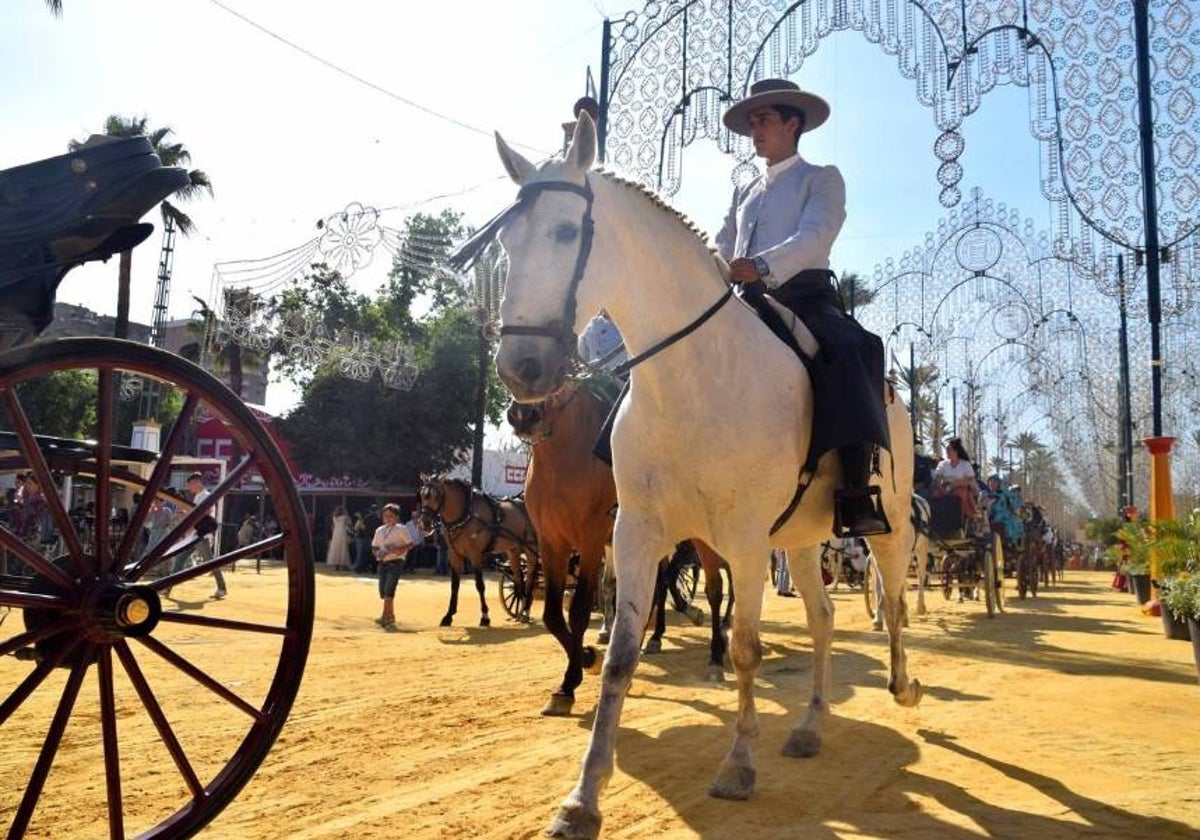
[3,566,1199,839]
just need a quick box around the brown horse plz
[508,376,730,716]
[416,475,538,627]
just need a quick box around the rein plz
[450,173,736,379]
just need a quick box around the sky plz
[3,0,1047,419]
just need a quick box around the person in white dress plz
[327,505,352,571]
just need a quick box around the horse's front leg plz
[540,543,578,716]
[710,541,770,799]
[567,548,603,673]
[473,563,490,627]
[870,533,923,708]
[439,565,462,627]
[782,546,832,759]
[547,519,665,840]
[521,551,539,621]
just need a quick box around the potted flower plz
[1110,528,1153,605]
[1160,574,1200,684]
[1118,511,1200,634]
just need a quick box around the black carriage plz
[923,495,1006,618]
[1,139,315,838]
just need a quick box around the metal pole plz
[597,18,612,163]
[1133,0,1164,437]
[951,386,957,438]
[1117,253,1135,512]
[909,343,917,445]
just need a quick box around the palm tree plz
[180,294,266,399]
[837,271,876,313]
[69,116,212,339]
[44,0,62,14]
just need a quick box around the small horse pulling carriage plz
[1,138,315,838]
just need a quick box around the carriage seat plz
[0,135,189,347]
[928,494,965,538]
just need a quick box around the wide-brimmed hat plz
[722,78,831,136]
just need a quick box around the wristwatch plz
[752,256,771,281]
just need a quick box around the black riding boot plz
[834,444,891,538]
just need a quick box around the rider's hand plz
[727,258,761,284]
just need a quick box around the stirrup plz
[832,487,892,538]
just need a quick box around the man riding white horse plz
[717,78,891,539]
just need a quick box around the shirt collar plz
[764,153,803,186]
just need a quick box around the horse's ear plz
[496,131,536,184]
[566,111,597,172]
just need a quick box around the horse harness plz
[422,478,538,562]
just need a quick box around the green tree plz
[278,306,504,484]
[3,370,97,439]
[69,116,212,339]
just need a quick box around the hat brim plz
[723,89,830,136]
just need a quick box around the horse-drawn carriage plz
[1,139,315,838]
[920,493,1006,617]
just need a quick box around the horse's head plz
[416,475,446,529]
[492,113,599,402]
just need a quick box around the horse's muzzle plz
[506,402,544,438]
[496,340,567,402]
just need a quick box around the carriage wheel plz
[863,554,880,621]
[496,558,523,621]
[669,556,700,613]
[982,543,998,618]
[0,338,314,839]
[992,535,1006,614]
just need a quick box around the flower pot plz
[1190,618,1200,688]
[1162,608,1193,641]
[1129,573,1152,605]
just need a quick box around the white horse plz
[486,113,921,839]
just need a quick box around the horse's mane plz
[592,167,721,261]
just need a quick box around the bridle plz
[448,174,733,377]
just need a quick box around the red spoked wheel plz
[0,338,314,839]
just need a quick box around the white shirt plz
[577,313,627,370]
[715,152,847,287]
[933,459,975,485]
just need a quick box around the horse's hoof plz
[480,615,491,627]
[545,799,602,839]
[581,646,602,673]
[782,729,822,758]
[709,761,756,800]
[541,693,575,717]
[439,616,453,628]
[596,630,610,645]
[892,678,923,708]
[871,619,884,632]
[705,664,725,683]
[686,605,705,626]
[643,637,662,655]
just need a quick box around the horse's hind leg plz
[643,559,668,654]
[597,548,615,644]
[473,566,491,627]
[870,533,922,708]
[782,546,832,759]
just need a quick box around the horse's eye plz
[555,223,578,243]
